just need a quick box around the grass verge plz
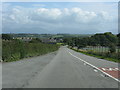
[2,40,60,62]
[71,48,119,63]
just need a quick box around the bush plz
[109,44,116,53]
[2,34,13,40]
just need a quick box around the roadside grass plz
[56,43,64,45]
[71,48,120,63]
[2,40,60,62]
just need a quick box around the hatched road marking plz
[99,68,120,79]
[68,51,120,82]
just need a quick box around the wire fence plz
[80,46,120,60]
[82,46,120,53]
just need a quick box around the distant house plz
[13,37,33,42]
[41,38,57,44]
[41,38,63,44]
[13,36,63,43]
[41,38,50,43]
[49,38,57,43]
[56,38,63,43]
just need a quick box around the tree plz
[109,43,116,53]
[29,38,42,43]
[88,32,118,46]
[2,34,13,40]
[117,33,120,46]
[104,32,118,46]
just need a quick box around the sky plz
[2,2,118,34]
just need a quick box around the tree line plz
[63,32,119,49]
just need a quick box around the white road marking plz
[94,69,98,72]
[101,68,119,71]
[68,51,120,82]
[100,74,105,77]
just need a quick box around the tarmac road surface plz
[2,46,119,88]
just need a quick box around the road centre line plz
[68,51,120,82]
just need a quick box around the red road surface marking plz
[99,68,120,79]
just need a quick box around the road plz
[2,46,119,88]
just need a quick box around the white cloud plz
[2,6,117,34]
[99,11,112,20]
[36,8,62,19]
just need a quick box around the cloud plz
[36,8,62,19]
[2,4,118,34]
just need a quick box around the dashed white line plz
[68,51,120,82]
[94,69,98,72]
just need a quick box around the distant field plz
[8,33,92,39]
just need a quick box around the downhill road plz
[3,46,119,88]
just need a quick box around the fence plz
[81,46,120,60]
[82,46,120,53]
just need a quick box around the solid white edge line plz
[68,51,120,83]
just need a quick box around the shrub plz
[109,44,116,53]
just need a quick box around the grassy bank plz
[71,48,119,63]
[2,40,59,62]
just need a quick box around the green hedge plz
[2,40,59,62]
